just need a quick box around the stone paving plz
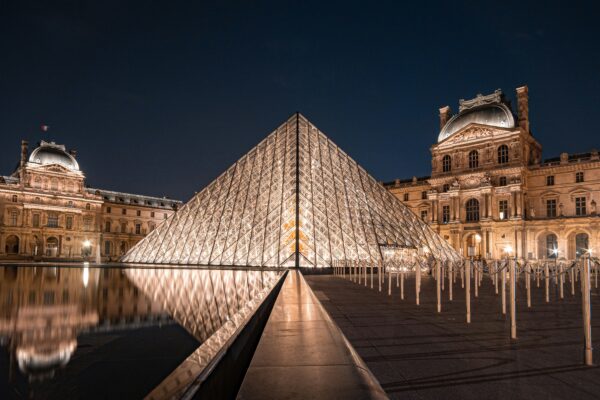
[305,272,600,400]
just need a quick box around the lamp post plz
[82,239,92,261]
[505,245,517,339]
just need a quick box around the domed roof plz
[437,90,516,143]
[29,141,80,171]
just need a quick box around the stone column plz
[516,192,522,218]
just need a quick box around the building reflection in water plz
[0,265,284,398]
[0,266,167,384]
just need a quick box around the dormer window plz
[11,195,17,203]
[576,171,584,183]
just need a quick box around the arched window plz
[11,195,18,203]
[468,150,479,169]
[465,198,480,222]
[546,234,558,258]
[442,155,452,172]
[575,233,589,258]
[5,235,19,254]
[498,145,509,164]
[86,203,91,210]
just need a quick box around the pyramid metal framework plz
[122,113,460,267]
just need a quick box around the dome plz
[438,103,516,143]
[29,141,80,171]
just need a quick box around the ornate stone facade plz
[0,140,181,261]
[386,86,599,260]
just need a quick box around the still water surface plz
[0,265,282,399]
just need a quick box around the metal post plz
[495,261,499,294]
[364,261,367,287]
[370,263,373,289]
[416,262,421,306]
[388,269,392,296]
[466,260,471,323]
[582,257,593,366]
[502,261,506,315]
[400,268,404,300]
[378,261,382,292]
[545,262,550,303]
[449,262,453,301]
[474,260,479,298]
[436,260,441,313]
[526,263,531,308]
[510,257,517,339]
[560,263,564,299]
[571,266,576,296]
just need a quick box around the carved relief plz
[443,127,494,145]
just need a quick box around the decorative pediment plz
[442,126,494,146]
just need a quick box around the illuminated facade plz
[124,113,460,267]
[0,140,181,261]
[386,87,600,260]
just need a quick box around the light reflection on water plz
[0,265,283,399]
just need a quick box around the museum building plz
[385,86,599,260]
[0,140,181,261]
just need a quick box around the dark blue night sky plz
[1,1,599,201]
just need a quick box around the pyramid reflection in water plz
[123,113,460,267]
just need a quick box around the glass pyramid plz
[122,113,460,267]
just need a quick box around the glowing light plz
[82,266,89,287]
[552,248,559,256]
[474,234,481,243]
[82,240,91,248]
[504,245,513,254]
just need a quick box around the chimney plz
[69,149,77,158]
[439,106,452,130]
[516,86,529,132]
[20,140,28,168]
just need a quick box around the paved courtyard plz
[305,272,600,400]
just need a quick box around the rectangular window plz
[421,191,427,200]
[84,217,92,231]
[136,210,141,217]
[43,291,55,305]
[499,176,507,186]
[122,208,127,215]
[11,195,17,203]
[10,212,18,226]
[47,214,58,228]
[499,200,508,220]
[164,213,168,219]
[546,199,557,218]
[546,175,554,186]
[105,221,111,232]
[66,216,73,230]
[575,197,586,216]
[104,241,111,255]
[442,205,450,224]
[121,223,127,233]
[151,211,155,218]
[420,210,428,221]
[107,206,111,213]
[576,171,584,183]
[32,213,40,228]
[403,193,409,201]
[135,224,141,234]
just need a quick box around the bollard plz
[545,262,550,303]
[495,261,499,294]
[526,263,531,308]
[388,268,392,296]
[559,263,564,299]
[436,260,441,313]
[378,261,382,292]
[581,257,593,366]
[449,262,453,301]
[416,263,421,306]
[370,263,374,289]
[466,260,471,323]
[401,268,405,300]
[571,266,576,296]
[502,262,506,315]
[474,262,479,298]
[510,257,517,339]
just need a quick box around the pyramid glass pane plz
[122,114,461,267]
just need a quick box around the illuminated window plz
[465,198,479,222]
[546,234,558,258]
[575,197,586,216]
[575,233,589,258]
[576,171,584,183]
[468,150,479,169]
[546,199,556,217]
[499,200,508,220]
[442,155,452,172]
[546,175,554,186]
[497,145,509,164]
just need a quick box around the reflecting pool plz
[0,265,283,399]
